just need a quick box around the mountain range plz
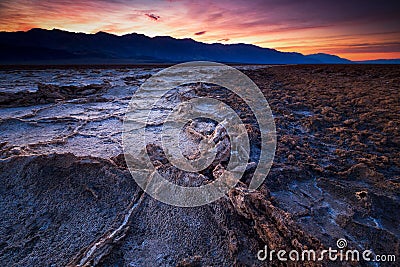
[0,28,398,64]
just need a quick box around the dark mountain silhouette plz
[0,28,360,64]
[355,58,400,64]
[305,53,351,64]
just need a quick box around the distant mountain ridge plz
[0,28,396,64]
[355,58,400,64]
[305,53,352,64]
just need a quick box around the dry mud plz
[0,65,399,266]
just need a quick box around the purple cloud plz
[194,31,206,35]
[145,13,160,21]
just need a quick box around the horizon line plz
[1,27,400,62]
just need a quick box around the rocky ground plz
[0,65,399,266]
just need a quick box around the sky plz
[0,0,399,60]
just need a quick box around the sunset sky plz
[0,0,399,60]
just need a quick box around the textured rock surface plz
[0,65,399,266]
